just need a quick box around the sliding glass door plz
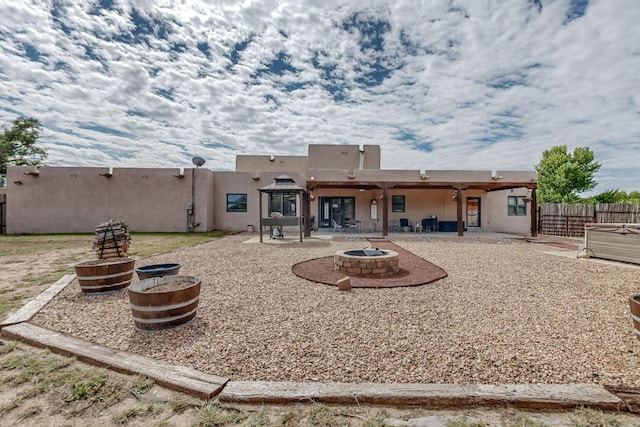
[319,197,355,228]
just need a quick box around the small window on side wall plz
[508,196,527,216]
[392,195,405,212]
[227,193,247,212]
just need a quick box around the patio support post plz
[298,193,303,242]
[382,187,389,236]
[259,190,263,243]
[304,190,311,238]
[530,188,537,237]
[456,188,463,236]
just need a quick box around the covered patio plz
[305,172,538,238]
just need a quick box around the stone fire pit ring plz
[334,249,399,277]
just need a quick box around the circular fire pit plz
[334,249,399,277]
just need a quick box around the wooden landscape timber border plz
[219,381,625,411]
[0,273,635,411]
[0,274,228,400]
[1,322,227,399]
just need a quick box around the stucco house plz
[5,144,537,236]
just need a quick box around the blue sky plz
[1,0,639,194]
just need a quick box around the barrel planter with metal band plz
[128,275,201,332]
[135,263,181,280]
[74,258,136,295]
[631,295,640,343]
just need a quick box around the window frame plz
[270,192,297,216]
[391,195,405,212]
[226,193,248,212]
[507,196,527,216]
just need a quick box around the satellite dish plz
[192,157,206,167]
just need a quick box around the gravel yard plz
[32,234,640,387]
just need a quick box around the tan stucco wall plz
[6,166,214,233]
[4,144,535,235]
[212,171,307,233]
[483,188,533,234]
[235,155,308,175]
[308,144,380,169]
[236,144,381,176]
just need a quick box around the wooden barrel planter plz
[631,295,640,343]
[74,258,136,296]
[135,263,181,280]
[128,275,201,332]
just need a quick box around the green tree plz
[581,189,626,205]
[0,117,47,185]
[535,145,601,204]
[628,191,640,203]
[582,189,640,205]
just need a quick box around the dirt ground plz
[1,234,640,426]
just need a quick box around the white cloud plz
[1,0,639,194]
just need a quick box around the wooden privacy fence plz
[539,203,640,237]
[596,202,640,223]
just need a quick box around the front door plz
[466,197,481,228]
[319,197,355,228]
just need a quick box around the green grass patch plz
[193,399,246,426]
[1,350,72,386]
[65,375,107,402]
[18,270,71,289]
[279,409,301,426]
[128,231,229,257]
[170,398,192,414]
[360,410,392,427]
[243,406,271,427]
[58,367,127,408]
[0,231,228,258]
[0,296,25,319]
[570,407,623,427]
[112,404,158,424]
[0,234,93,256]
[129,374,155,394]
[0,346,129,417]
[307,403,349,427]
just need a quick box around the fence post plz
[537,206,541,235]
[0,194,6,235]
